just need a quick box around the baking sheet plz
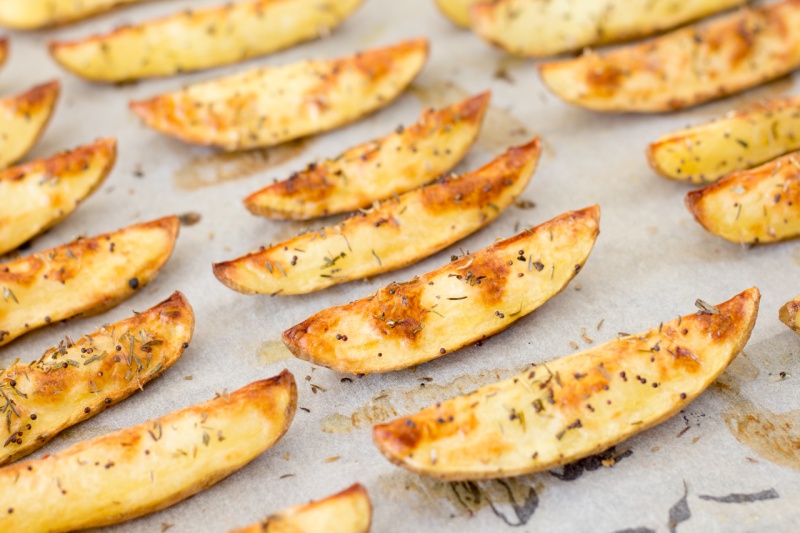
[3,0,800,531]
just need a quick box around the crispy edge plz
[779,296,800,334]
[0,80,60,168]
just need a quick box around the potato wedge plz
[0,80,60,169]
[0,291,193,465]
[648,97,800,184]
[231,484,371,533]
[216,138,541,296]
[0,37,7,68]
[0,138,117,256]
[50,0,363,83]
[471,0,744,58]
[373,288,760,480]
[243,92,490,220]
[434,0,483,27]
[779,296,800,334]
[0,0,146,30]
[129,39,429,151]
[283,206,599,374]
[0,216,179,347]
[685,152,800,244]
[0,371,297,532]
[538,1,800,112]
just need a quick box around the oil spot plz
[375,470,544,526]
[174,139,311,191]
[723,402,800,471]
[255,339,293,366]
[359,24,387,46]
[178,212,202,226]
[698,488,779,504]
[721,351,760,387]
[409,80,530,152]
[793,244,800,268]
[320,366,527,433]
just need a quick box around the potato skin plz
[539,1,800,112]
[0,80,60,169]
[283,206,600,374]
[130,39,429,150]
[244,92,490,220]
[647,97,800,184]
[0,0,146,29]
[471,0,744,57]
[0,216,179,346]
[434,0,483,27]
[231,484,372,533]
[0,138,117,255]
[50,0,364,82]
[779,296,800,334]
[0,371,297,533]
[0,291,194,465]
[373,288,760,480]
[685,152,800,244]
[216,137,541,296]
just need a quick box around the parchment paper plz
[3,0,800,531]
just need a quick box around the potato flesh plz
[779,296,800,334]
[686,152,800,244]
[0,216,179,346]
[0,0,145,29]
[282,206,600,374]
[433,0,483,27]
[0,81,60,169]
[472,0,745,57]
[539,1,800,112]
[0,291,193,465]
[373,288,760,480]
[216,138,541,296]
[130,39,429,150]
[648,97,800,183]
[0,138,116,255]
[231,484,371,533]
[50,0,363,82]
[0,372,297,533]
[243,92,490,219]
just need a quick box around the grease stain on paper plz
[174,139,311,190]
[256,339,293,366]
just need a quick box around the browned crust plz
[0,137,116,184]
[2,80,60,164]
[779,297,800,333]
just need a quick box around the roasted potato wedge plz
[0,0,147,30]
[232,484,372,533]
[779,296,800,334]
[0,216,179,347]
[0,291,193,465]
[686,152,800,244]
[0,138,117,256]
[243,92,490,220]
[471,0,744,58]
[0,372,297,532]
[0,37,7,68]
[129,39,429,151]
[0,80,60,169]
[373,288,760,480]
[216,138,541,296]
[539,1,800,112]
[283,206,599,374]
[648,97,800,184]
[50,0,363,83]
[434,0,483,27]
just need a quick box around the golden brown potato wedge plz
[539,1,800,112]
[472,0,744,58]
[0,0,146,30]
[231,484,372,533]
[0,37,7,68]
[283,205,600,374]
[779,296,800,334]
[686,152,800,244]
[0,291,193,466]
[0,138,117,256]
[0,80,60,169]
[215,138,541,296]
[0,372,297,532]
[373,288,760,480]
[129,39,429,151]
[434,0,483,27]
[648,97,800,184]
[243,92,490,220]
[50,0,363,83]
[0,216,179,347]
